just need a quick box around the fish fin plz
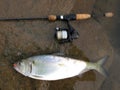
[95,55,109,77]
[52,52,65,56]
[87,56,109,77]
[97,55,109,66]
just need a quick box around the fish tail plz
[87,56,109,77]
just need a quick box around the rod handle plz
[104,12,114,18]
[76,14,91,20]
[48,15,57,21]
[48,14,91,21]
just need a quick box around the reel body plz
[55,21,79,43]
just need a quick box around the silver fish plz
[13,55,108,81]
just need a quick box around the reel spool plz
[55,26,79,43]
[56,27,68,40]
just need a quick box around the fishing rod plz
[0,12,113,43]
[0,12,113,21]
[0,14,91,21]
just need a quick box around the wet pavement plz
[0,0,120,90]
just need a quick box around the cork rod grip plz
[76,14,91,20]
[48,15,57,21]
[104,12,114,18]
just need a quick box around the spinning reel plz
[55,21,79,43]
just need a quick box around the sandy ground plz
[0,0,119,90]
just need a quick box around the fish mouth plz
[13,63,17,67]
[13,63,19,72]
[13,63,23,75]
[13,63,30,76]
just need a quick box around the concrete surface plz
[0,0,119,90]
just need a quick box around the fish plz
[13,55,108,81]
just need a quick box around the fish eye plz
[32,61,35,64]
[18,62,22,66]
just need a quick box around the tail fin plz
[94,56,109,77]
[87,56,109,77]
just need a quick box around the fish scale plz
[31,60,58,75]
